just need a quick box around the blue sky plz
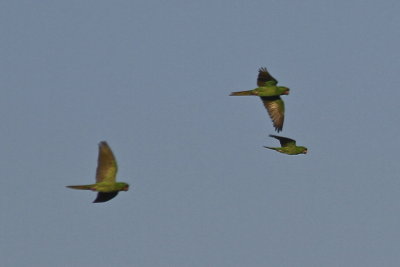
[1,0,400,266]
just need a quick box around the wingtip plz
[259,67,268,72]
[92,200,101,203]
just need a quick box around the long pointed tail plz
[66,184,94,190]
[263,146,277,151]
[229,90,255,96]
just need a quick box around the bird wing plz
[95,141,118,183]
[269,135,296,147]
[93,192,119,203]
[260,96,285,132]
[257,67,278,87]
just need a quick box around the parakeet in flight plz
[230,67,289,132]
[66,141,129,203]
[264,135,307,155]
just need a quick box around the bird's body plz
[264,135,307,155]
[264,145,307,155]
[230,82,289,97]
[67,182,129,192]
[230,68,289,132]
[66,141,129,203]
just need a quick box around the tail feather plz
[263,146,277,151]
[230,90,254,96]
[66,185,93,190]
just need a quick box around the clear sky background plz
[1,0,400,266]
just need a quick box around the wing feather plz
[95,141,118,183]
[93,192,119,203]
[269,135,296,147]
[257,67,278,87]
[260,96,285,132]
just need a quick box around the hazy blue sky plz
[1,0,400,266]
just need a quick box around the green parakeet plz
[230,67,289,132]
[264,135,307,155]
[66,141,129,203]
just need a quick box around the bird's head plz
[117,182,130,191]
[301,147,308,154]
[278,86,290,95]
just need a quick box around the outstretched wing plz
[93,192,119,203]
[95,141,118,183]
[269,135,296,147]
[257,67,278,87]
[260,96,285,132]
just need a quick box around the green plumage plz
[230,67,289,132]
[264,135,307,155]
[66,182,129,192]
[66,141,129,203]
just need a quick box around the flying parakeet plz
[66,141,129,203]
[264,135,307,155]
[230,67,289,132]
